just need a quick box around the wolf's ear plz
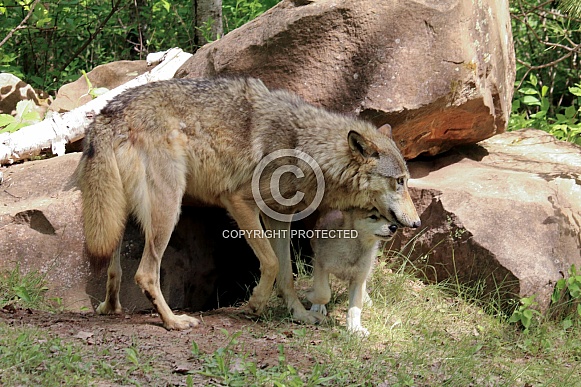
[377,123,392,138]
[348,131,379,159]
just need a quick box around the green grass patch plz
[0,263,51,310]
[1,256,581,385]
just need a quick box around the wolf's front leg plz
[223,196,279,315]
[262,215,323,324]
[347,280,369,337]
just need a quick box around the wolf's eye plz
[396,177,405,186]
[368,214,379,220]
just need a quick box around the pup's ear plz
[348,131,379,159]
[377,123,392,138]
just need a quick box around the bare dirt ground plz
[1,304,328,386]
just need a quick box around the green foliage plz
[0,327,90,385]
[559,0,581,19]
[509,74,581,144]
[508,295,541,331]
[509,1,581,144]
[0,0,281,94]
[509,264,581,334]
[223,0,280,32]
[551,264,581,328]
[0,100,42,134]
[0,264,49,310]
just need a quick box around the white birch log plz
[0,47,193,165]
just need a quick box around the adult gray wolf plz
[75,77,420,330]
[309,208,396,336]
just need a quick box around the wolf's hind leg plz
[133,153,198,330]
[96,242,123,314]
[262,216,322,324]
[135,230,199,330]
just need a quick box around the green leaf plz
[522,95,541,106]
[13,285,31,302]
[529,73,538,87]
[565,105,577,119]
[0,114,15,127]
[556,114,568,122]
[125,347,139,366]
[563,318,574,330]
[0,121,24,134]
[519,87,538,95]
[569,86,581,97]
[509,311,522,323]
[541,85,548,98]
[35,17,52,28]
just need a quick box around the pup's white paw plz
[348,325,370,337]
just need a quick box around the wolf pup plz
[308,208,396,336]
[76,77,420,330]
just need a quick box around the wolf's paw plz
[163,314,200,330]
[348,325,370,337]
[310,303,328,316]
[246,293,268,315]
[293,308,325,325]
[96,301,122,315]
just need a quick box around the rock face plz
[0,154,258,312]
[393,129,581,310]
[178,0,516,159]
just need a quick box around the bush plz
[509,0,581,144]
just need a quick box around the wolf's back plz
[76,119,127,268]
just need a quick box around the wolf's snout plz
[388,224,398,233]
[411,220,421,228]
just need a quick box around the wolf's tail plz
[75,128,127,269]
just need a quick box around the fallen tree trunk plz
[0,48,193,165]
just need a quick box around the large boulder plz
[393,129,581,310]
[178,0,516,159]
[0,154,258,312]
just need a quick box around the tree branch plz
[58,0,124,73]
[0,0,41,48]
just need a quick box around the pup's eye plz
[396,177,405,186]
